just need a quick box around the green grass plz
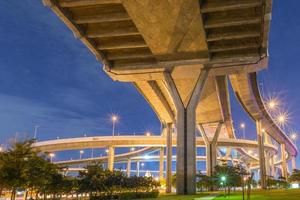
[138,192,211,200]
[214,189,300,200]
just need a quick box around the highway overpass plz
[42,0,297,194]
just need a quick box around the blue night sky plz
[0,1,300,170]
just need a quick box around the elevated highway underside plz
[42,0,297,194]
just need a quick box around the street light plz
[220,176,227,197]
[130,147,135,152]
[291,132,297,145]
[80,150,84,159]
[105,149,109,154]
[268,100,278,109]
[33,125,40,140]
[111,115,118,136]
[276,112,289,126]
[240,123,246,139]
[0,146,3,152]
[145,131,151,136]
[49,153,55,163]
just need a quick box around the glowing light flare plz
[130,147,135,151]
[105,149,109,153]
[240,123,245,129]
[49,153,55,158]
[145,132,151,136]
[111,115,118,122]
[80,150,84,154]
[275,111,290,126]
[291,132,297,140]
[265,97,280,110]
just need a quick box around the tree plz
[289,169,300,183]
[213,164,248,195]
[0,140,37,200]
[196,171,214,192]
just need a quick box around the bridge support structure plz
[108,146,115,171]
[166,123,172,193]
[199,122,222,177]
[127,159,131,177]
[256,119,267,189]
[270,156,275,177]
[281,143,288,180]
[164,69,210,194]
[159,147,164,181]
[292,156,296,170]
[137,161,140,176]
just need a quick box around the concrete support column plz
[281,143,288,179]
[265,153,271,176]
[127,159,131,177]
[137,161,140,176]
[159,147,164,181]
[164,69,209,195]
[108,146,115,171]
[199,123,222,177]
[256,120,266,189]
[166,123,172,193]
[270,156,275,177]
[292,156,296,170]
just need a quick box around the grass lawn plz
[214,189,300,200]
[137,192,212,200]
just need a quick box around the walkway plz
[195,194,219,200]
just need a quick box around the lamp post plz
[80,150,84,160]
[240,123,246,139]
[111,115,118,136]
[141,162,145,176]
[49,153,55,163]
[221,176,226,197]
[33,125,40,140]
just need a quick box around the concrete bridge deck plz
[41,0,296,194]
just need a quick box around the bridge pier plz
[199,123,222,177]
[265,152,271,177]
[270,156,275,177]
[166,123,172,193]
[159,147,164,181]
[256,120,267,189]
[292,156,296,170]
[164,69,209,195]
[108,146,115,171]
[127,159,131,177]
[281,143,288,180]
[137,161,140,176]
